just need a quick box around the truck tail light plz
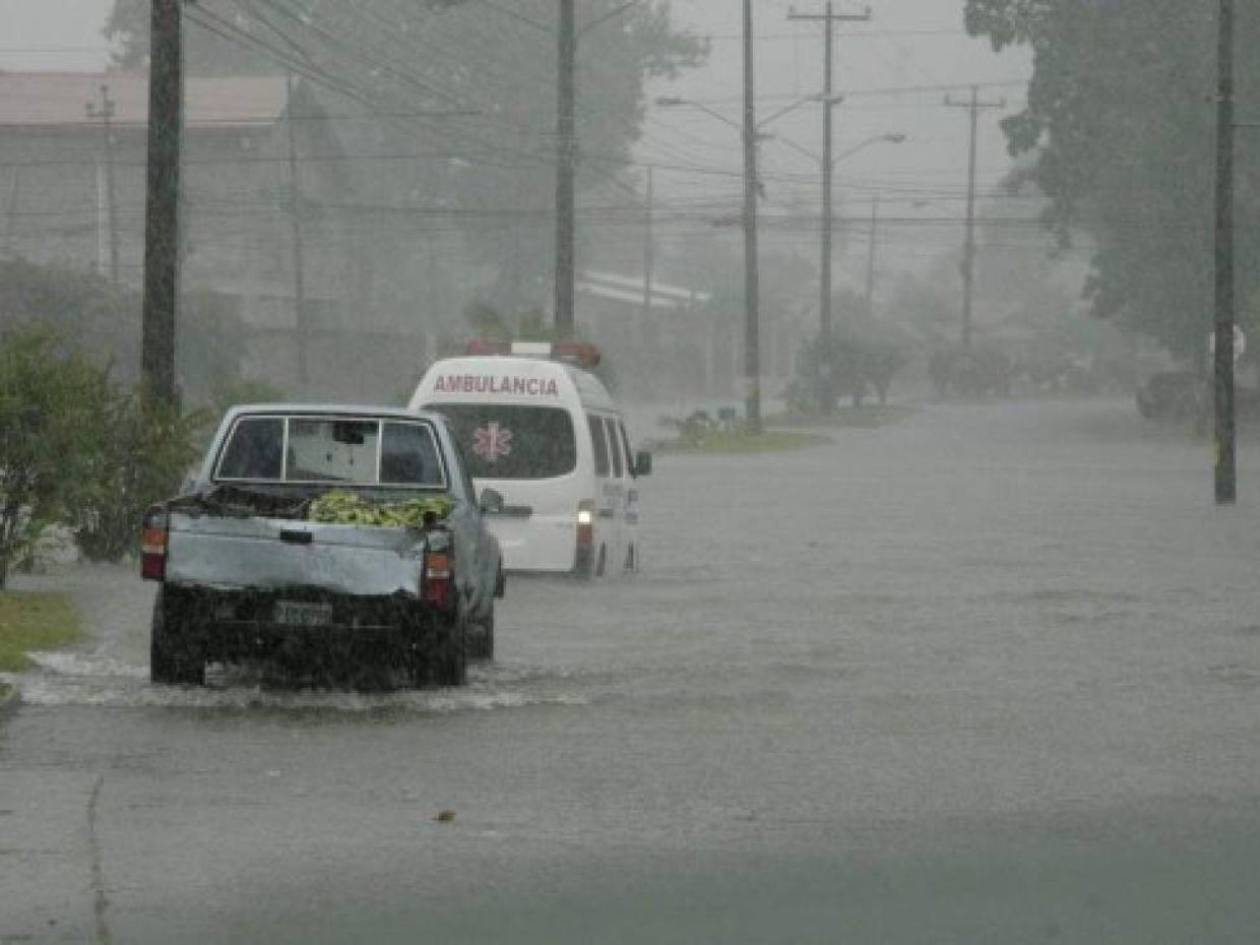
[140,507,169,581]
[576,500,594,547]
[422,550,452,609]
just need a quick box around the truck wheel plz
[411,611,467,688]
[150,587,205,686]
[435,613,468,687]
[468,607,495,662]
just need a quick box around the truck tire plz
[150,587,206,686]
[468,607,495,662]
[434,612,467,687]
[410,611,467,688]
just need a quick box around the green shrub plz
[0,324,112,588]
[787,334,909,414]
[74,390,210,563]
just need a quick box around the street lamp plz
[555,0,641,338]
[657,95,761,428]
[835,132,906,164]
[819,128,906,413]
[656,93,835,141]
[657,92,844,426]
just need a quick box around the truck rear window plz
[216,416,445,488]
[427,404,576,480]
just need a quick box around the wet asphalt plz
[3,399,1260,943]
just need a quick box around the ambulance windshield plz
[430,404,577,480]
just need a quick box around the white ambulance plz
[407,341,651,577]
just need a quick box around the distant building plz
[0,71,285,286]
[0,72,459,400]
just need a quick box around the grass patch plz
[652,429,829,455]
[0,591,83,672]
[767,404,918,430]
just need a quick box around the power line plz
[678,78,1032,106]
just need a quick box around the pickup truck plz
[140,405,504,688]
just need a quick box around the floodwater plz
[4,400,1260,943]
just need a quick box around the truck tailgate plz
[165,515,426,597]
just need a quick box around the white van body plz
[408,354,642,576]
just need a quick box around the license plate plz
[274,600,333,627]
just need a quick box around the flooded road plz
[4,400,1260,943]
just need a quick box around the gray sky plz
[1,0,113,71]
[641,2,1031,234]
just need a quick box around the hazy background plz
[3,0,1032,245]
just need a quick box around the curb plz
[0,682,20,719]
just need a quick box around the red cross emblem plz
[472,421,513,462]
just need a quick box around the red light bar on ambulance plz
[463,339,601,370]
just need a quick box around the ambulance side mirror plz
[634,451,653,477]
[478,487,505,514]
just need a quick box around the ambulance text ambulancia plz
[409,341,651,578]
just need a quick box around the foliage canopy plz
[965,0,1259,358]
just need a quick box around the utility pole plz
[863,194,879,315]
[141,0,183,406]
[1,169,18,257]
[641,165,654,348]
[284,72,309,388]
[1214,0,1236,504]
[86,84,120,285]
[945,86,1004,348]
[789,3,870,414]
[554,0,577,337]
[742,0,761,433]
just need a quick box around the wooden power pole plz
[863,194,880,315]
[554,0,577,337]
[641,165,654,346]
[742,0,762,433]
[86,84,120,285]
[141,0,183,406]
[1214,0,1236,504]
[945,86,1004,349]
[789,3,869,414]
[284,72,310,388]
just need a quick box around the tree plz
[74,391,208,563]
[964,0,1260,360]
[787,290,911,411]
[0,326,111,588]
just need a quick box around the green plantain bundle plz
[308,490,453,527]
